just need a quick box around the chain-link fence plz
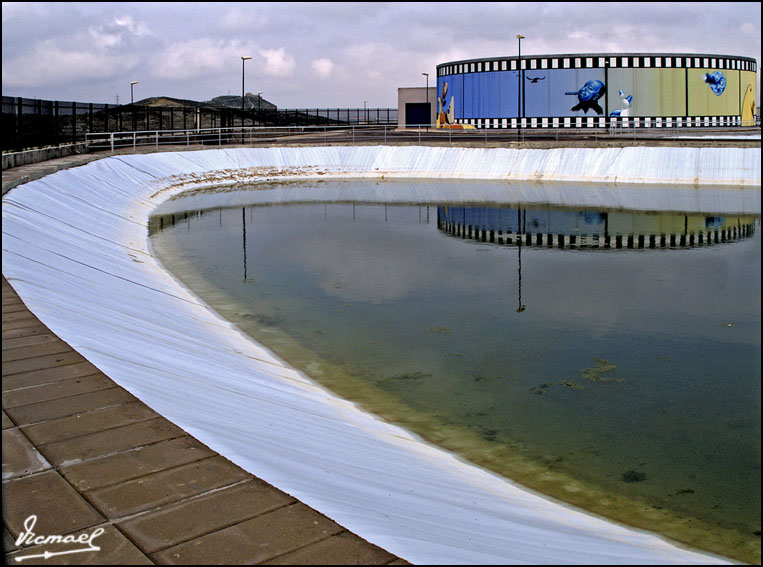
[2,96,398,152]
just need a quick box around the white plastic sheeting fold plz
[4,145,758,564]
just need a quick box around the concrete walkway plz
[2,151,406,565]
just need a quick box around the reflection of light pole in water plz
[242,207,249,282]
[517,240,526,313]
[516,34,524,129]
[517,207,526,312]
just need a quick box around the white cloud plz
[1,38,135,87]
[88,15,152,49]
[218,7,267,32]
[311,58,335,78]
[739,21,758,36]
[259,47,295,78]
[113,15,151,38]
[150,38,253,81]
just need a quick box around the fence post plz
[110,132,114,153]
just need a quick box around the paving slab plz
[20,401,160,446]
[3,332,62,350]
[3,373,115,408]
[2,310,41,323]
[2,302,29,314]
[36,417,187,466]
[2,340,76,362]
[149,502,345,564]
[5,523,153,565]
[85,456,252,519]
[2,350,89,375]
[262,531,399,565]
[2,319,50,334]
[2,428,51,480]
[4,386,136,426]
[60,436,216,491]
[3,470,103,537]
[2,411,15,430]
[117,479,295,554]
[2,362,104,392]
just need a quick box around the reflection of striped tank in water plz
[436,207,757,250]
[438,223,756,249]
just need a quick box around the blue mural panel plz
[534,69,607,117]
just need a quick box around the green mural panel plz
[688,69,740,116]
[607,69,686,117]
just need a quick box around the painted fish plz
[704,71,726,96]
[565,80,606,114]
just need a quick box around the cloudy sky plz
[2,2,760,108]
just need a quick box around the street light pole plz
[241,56,252,127]
[516,34,524,127]
[130,81,138,131]
[130,81,138,105]
[422,72,429,127]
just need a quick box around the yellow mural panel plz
[688,69,740,116]
[740,71,757,126]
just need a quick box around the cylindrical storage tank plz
[435,53,758,128]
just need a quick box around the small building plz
[397,87,437,129]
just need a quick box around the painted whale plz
[565,80,606,114]
[704,71,726,96]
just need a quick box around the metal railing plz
[2,96,398,152]
[85,123,761,152]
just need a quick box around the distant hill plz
[207,93,276,110]
[138,96,207,107]
[138,93,276,110]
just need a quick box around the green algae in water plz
[579,356,624,383]
[150,194,761,563]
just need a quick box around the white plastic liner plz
[4,145,759,564]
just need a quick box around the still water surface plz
[149,180,760,561]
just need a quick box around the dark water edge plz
[149,185,760,563]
